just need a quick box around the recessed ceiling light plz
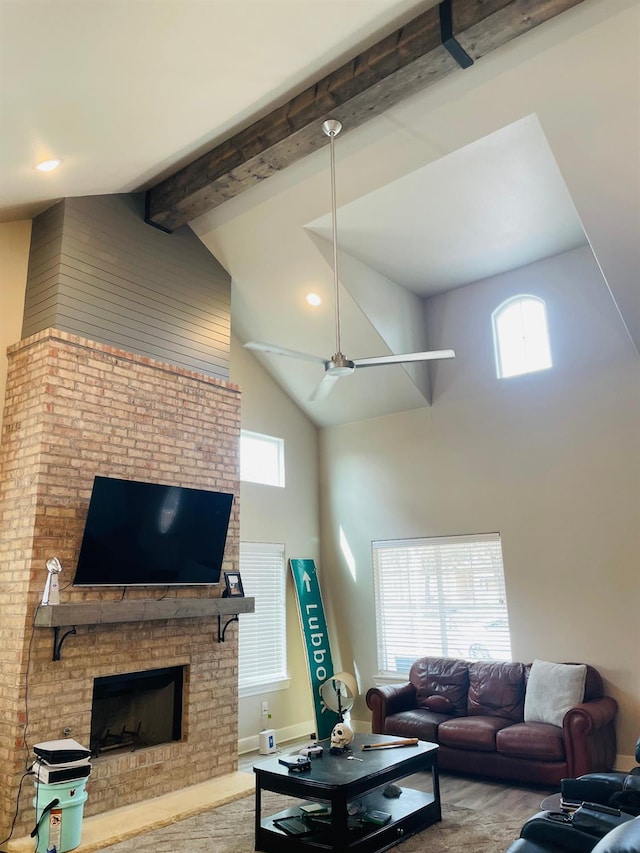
[306,293,322,307]
[35,159,62,172]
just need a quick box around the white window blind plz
[372,533,512,675]
[238,542,287,692]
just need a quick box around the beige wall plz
[0,220,31,422]
[319,246,640,764]
[230,334,319,747]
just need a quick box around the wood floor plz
[437,772,552,821]
[240,740,554,824]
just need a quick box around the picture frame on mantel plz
[223,571,244,598]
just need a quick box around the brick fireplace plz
[0,329,242,839]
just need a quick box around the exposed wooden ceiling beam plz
[145,0,585,232]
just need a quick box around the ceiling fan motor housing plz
[325,353,355,375]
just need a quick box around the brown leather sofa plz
[366,657,617,786]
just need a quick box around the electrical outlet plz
[261,701,269,715]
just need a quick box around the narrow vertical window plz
[492,295,552,379]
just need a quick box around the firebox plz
[90,666,184,757]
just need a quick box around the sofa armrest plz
[366,682,417,734]
[563,696,618,777]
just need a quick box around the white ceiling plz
[2,0,639,427]
[0,0,430,222]
[306,115,587,297]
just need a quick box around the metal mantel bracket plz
[52,625,77,661]
[217,614,239,642]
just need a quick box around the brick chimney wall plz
[0,329,241,839]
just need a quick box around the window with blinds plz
[372,533,512,675]
[238,542,288,694]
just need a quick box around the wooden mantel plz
[34,598,255,658]
[145,0,586,231]
[34,597,255,627]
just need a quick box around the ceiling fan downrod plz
[242,118,455,403]
[322,118,343,361]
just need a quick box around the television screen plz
[73,476,233,586]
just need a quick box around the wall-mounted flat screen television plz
[73,476,234,586]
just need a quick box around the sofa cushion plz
[524,662,603,702]
[496,721,566,761]
[438,715,512,751]
[583,665,605,702]
[468,661,526,721]
[410,657,469,716]
[384,708,450,742]
[524,659,587,727]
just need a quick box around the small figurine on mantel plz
[42,557,62,605]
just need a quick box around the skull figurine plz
[330,721,354,753]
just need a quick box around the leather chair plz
[572,736,640,815]
[506,812,640,853]
[506,740,640,852]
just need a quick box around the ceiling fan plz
[244,119,455,401]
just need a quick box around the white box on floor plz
[259,729,277,754]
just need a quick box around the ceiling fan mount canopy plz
[322,118,342,138]
[244,118,455,401]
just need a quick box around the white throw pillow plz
[524,659,587,727]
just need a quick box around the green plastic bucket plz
[32,777,88,853]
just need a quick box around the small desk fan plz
[320,672,357,722]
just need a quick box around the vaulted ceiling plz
[2,0,638,426]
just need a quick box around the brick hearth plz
[0,329,241,839]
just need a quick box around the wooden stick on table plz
[361,738,419,750]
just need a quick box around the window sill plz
[372,672,411,686]
[239,677,290,698]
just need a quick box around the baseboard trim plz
[238,718,370,754]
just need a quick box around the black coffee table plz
[253,734,441,852]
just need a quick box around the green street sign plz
[289,558,339,741]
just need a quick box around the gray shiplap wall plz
[23,194,231,379]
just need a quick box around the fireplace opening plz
[90,666,184,757]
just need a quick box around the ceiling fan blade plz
[244,341,326,364]
[309,373,341,402]
[353,349,455,368]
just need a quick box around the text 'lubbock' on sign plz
[289,558,339,740]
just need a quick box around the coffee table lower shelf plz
[257,786,440,853]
